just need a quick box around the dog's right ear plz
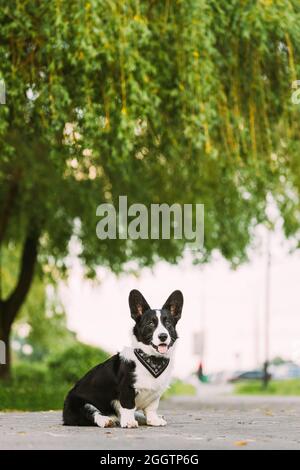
[129,290,150,321]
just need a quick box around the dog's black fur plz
[63,355,136,426]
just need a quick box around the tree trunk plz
[0,231,39,380]
[0,168,21,245]
[0,303,11,380]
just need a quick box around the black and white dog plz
[63,289,183,428]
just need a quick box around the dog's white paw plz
[146,415,167,427]
[120,418,139,429]
[94,414,114,428]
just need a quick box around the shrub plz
[48,343,109,383]
[0,380,69,411]
[12,361,48,384]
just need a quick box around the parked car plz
[229,369,271,383]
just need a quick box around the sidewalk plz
[1,392,300,449]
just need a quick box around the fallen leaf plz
[234,440,248,446]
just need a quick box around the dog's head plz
[129,289,183,356]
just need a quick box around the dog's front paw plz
[120,418,139,429]
[146,415,167,427]
[94,414,115,428]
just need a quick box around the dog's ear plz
[129,290,150,321]
[162,290,183,323]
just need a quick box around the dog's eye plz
[148,320,155,327]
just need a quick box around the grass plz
[235,379,300,396]
[163,379,196,399]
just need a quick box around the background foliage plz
[1,0,300,385]
[0,344,109,411]
[1,0,300,272]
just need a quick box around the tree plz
[1,0,300,378]
[1,243,76,368]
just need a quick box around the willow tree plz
[1,0,300,378]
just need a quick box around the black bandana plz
[134,348,170,378]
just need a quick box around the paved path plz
[1,394,300,450]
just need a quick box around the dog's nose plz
[158,333,168,342]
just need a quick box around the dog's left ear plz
[129,290,150,322]
[162,290,183,323]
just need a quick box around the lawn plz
[235,379,300,396]
[163,380,196,399]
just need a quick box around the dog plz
[63,289,183,428]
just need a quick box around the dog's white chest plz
[134,370,170,410]
[135,389,158,410]
[120,347,173,410]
